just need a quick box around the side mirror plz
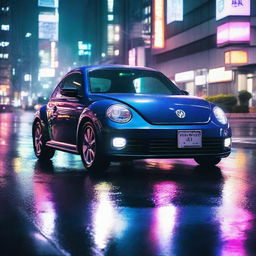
[181,90,189,95]
[60,88,79,97]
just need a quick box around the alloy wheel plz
[82,124,96,166]
[34,123,43,155]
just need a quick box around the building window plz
[144,6,151,15]
[107,45,114,55]
[108,25,114,44]
[108,0,114,12]
[1,7,9,12]
[0,41,9,47]
[108,14,114,21]
[1,24,10,31]
[0,53,9,59]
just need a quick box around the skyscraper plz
[38,0,59,98]
[0,0,11,104]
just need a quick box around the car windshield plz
[89,69,182,95]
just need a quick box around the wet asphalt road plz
[0,111,256,256]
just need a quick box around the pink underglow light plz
[217,22,250,45]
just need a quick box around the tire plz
[33,120,55,160]
[194,157,221,166]
[80,122,110,172]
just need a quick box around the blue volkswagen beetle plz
[32,65,231,171]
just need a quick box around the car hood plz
[92,94,212,124]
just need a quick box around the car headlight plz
[213,106,227,125]
[106,104,132,123]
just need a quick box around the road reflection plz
[0,113,13,187]
[1,112,256,256]
[151,182,177,255]
[218,149,254,256]
[25,152,256,255]
[33,170,56,237]
[92,182,126,250]
[31,160,222,255]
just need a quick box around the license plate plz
[177,130,202,148]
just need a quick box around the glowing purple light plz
[217,22,250,45]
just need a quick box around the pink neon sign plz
[217,22,250,45]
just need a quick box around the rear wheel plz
[80,122,110,172]
[194,157,221,166]
[33,121,55,160]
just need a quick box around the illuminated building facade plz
[0,0,38,107]
[0,0,11,104]
[152,0,256,105]
[57,0,151,69]
[99,0,122,64]
[98,0,151,65]
[0,0,39,107]
[38,0,59,97]
[127,0,152,66]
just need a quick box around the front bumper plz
[101,120,232,160]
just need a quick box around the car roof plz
[70,65,157,73]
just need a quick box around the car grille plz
[122,138,224,155]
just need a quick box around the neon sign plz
[225,50,248,65]
[216,0,250,21]
[167,0,183,24]
[217,22,250,45]
[153,0,164,49]
[208,67,232,83]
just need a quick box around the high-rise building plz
[58,0,95,74]
[0,0,38,107]
[11,0,38,107]
[38,0,59,98]
[98,0,151,65]
[126,0,152,66]
[0,0,11,104]
[100,0,122,64]
[58,0,151,70]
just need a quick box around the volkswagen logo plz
[176,109,186,118]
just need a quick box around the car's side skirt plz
[46,140,79,154]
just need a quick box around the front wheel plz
[80,122,110,172]
[33,121,55,160]
[194,157,221,166]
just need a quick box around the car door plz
[48,72,85,144]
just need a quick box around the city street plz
[0,111,256,256]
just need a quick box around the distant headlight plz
[106,104,132,123]
[213,106,227,125]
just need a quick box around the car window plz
[90,77,111,92]
[51,83,61,98]
[61,73,84,94]
[133,77,171,94]
[88,69,181,95]
[51,72,84,99]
